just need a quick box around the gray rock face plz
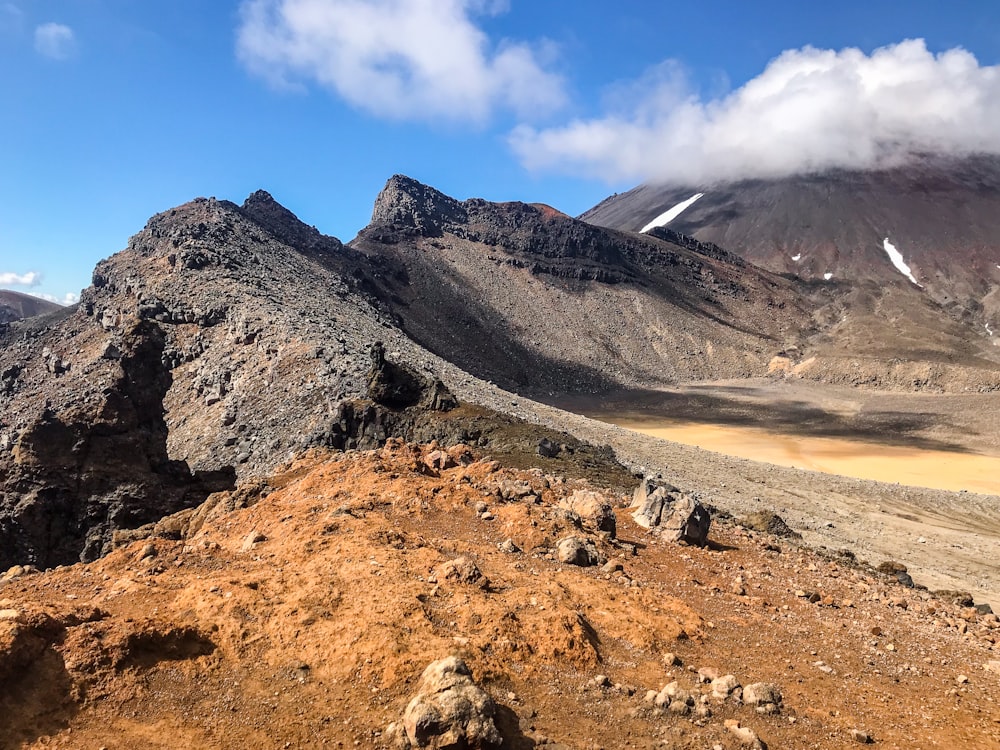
[393,656,502,749]
[631,477,710,546]
[0,191,488,570]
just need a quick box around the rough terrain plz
[2,440,998,749]
[3,176,1000,749]
[0,291,61,325]
[355,176,1000,396]
[580,153,1000,334]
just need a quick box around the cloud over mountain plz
[236,0,565,124]
[511,39,1000,184]
[0,271,41,286]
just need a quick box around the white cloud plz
[511,39,1000,184]
[236,0,565,124]
[35,291,79,306]
[0,271,41,286]
[34,22,76,60]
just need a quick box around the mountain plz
[0,289,63,324]
[350,175,816,395]
[580,154,1000,333]
[0,191,533,569]
[355,175,1000,395]
[3,178,1000,572]
[2,179,1000,749]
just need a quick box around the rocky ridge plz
[0,190,564,569]
[357,175,1000,396]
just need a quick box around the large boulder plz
[390,656,502,749]
[631,477,710,546]
[558,489,616,537]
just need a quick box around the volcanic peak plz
[369,174,469,237]
[240,189,344,256]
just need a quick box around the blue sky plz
[2,1,999,304]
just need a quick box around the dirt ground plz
[2,440,999,749]
[531,379,1000,613]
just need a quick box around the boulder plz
[743,682,782,714]
[537,437,560,458]
[738,511,800,539]
[558,489,616,537]
[556,536,600,567]
[711,674,741,699]
[435,556,489,589]
[392,656,502,749]
[631,478,710,546]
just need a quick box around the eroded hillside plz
[2,441,998,749]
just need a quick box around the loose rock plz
[555,536,600,567]
[393,656,502,749]
[631,477,710,545]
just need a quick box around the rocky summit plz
[2,176,1000,748]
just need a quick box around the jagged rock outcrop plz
[0,191,499,569]
[631,477,711,546]
[367,341,457,411]
[0,320,234,567]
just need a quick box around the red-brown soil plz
[2,441,998,749]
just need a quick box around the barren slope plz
[2,441,998,749]
[0,290,62,324]
[357,176,1000,396]
[351,176,818,396]
[581,153,1000,333]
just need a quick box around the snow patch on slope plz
[640,193,705,233]
[882,238,922,287]
[791,254,801,261]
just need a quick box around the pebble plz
[241,530,266,551]
[724,719,763,748]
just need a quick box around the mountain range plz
[3,161,1000,748]
[581,153,1000,334]
[3,167,1000,569]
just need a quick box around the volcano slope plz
[0,290,62,324]
[0,182,999,748]
[580,153,1000,335]
[2,181,1000,589]
[355,175,1000,395]
[0,189,624,571]
[1,440,999,749]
